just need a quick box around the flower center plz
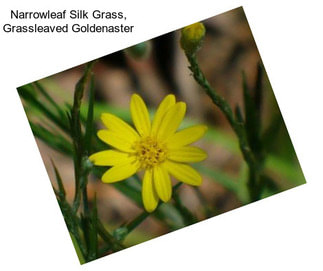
[133,136,167,169]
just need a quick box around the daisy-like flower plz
[89,94,207,212]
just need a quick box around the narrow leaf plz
[29,121,73,155]
[97,220,125,252]
[51,160,66,200]
[84,75,95,155]
[34,81,66,119]
[18,85,69,132]
[242,70,263,160]
[87,195,98,261]
[70,233,86,264]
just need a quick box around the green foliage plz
[80,195,98,261]
[84,75,95,155]
[18,62,205,263]
[17,32,305,263]
[30,122,73,155]
[18,83,69,133]
[182,34,305,203]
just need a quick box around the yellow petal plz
[168,146,207,163]
[101,113,139,142]
[101,159,139,183]
[157,102,186,141]
[167,125,207,148]
[130,94,151,136]
[153,165,172,202]
[164,160,202,186]
[97,130,135,153]
[142,169,159,212]
[89,150,132,166]
[151,94,176,136]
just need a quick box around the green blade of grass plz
[97,219,125,252]
[29,121,73,156]
[115,183,185,243]
[70,62,96,213]
[84,75,95,155]
[58,198,87,261]
[195,164,239,193]
[70,233,86,264]
[87,195,98,261]
[34,81,67,120]
[51,161,66,201]
[18,84,69,133]
[242,71,263,158]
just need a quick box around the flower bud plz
[180,22,206,55]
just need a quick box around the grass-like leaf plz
[70,62,96,213]
[18,84,69,133]
[70,233,86,264]
[58,198,86,261]
[97,220,125,252]
[29,121,73,155]
[84,75,95,155]
[51,161,66,201]
[87,195,98,261]
[242,70,263,159]
[33,81,67,120]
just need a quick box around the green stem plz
[113,183,184,243]
[82,185,89,216]
[97,220,125,252]
[186,53,261,201]
[34,81,66,119]
[71,61,96,213]
[58,199,87,259]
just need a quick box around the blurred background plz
[20,7,305,250]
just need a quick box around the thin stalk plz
[34,81,66,118]
[71,61,96,212]
[97,220,125,252]
[112,183,184,243]
[186,53,261,201]
[82,185,89,216]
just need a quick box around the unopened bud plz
[180,22,206,55]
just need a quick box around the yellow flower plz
[180,22,206,55]
[89,94,207,212]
